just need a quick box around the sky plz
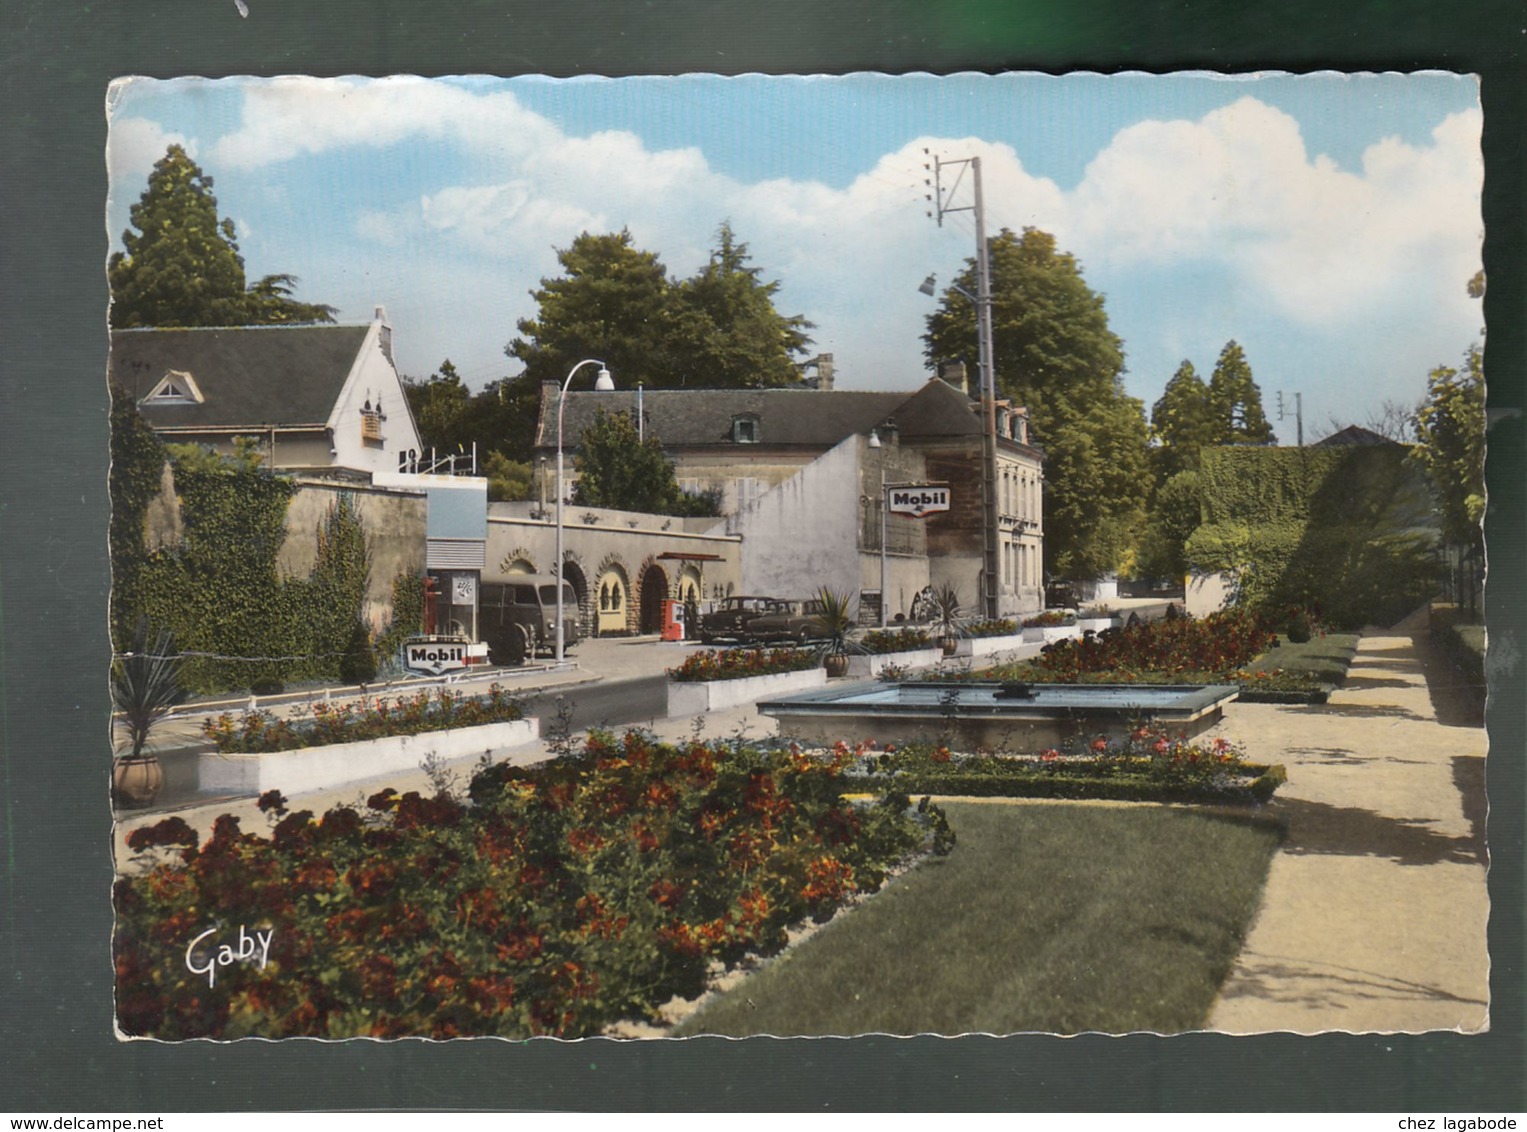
[105,72,1484,440]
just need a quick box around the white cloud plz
[105,116,191,208]
[209,76,561,170]
[1065,98,1483,330]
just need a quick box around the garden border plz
[666,665,828,716]
[198,717,540,795]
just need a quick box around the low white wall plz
[666,665,829,716]
[845,646,945,678]
[954,634,1043,663]
[199,718,540,796]
[1187,571,1235,618]
[1021,625,1080,644]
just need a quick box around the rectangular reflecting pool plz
[757,680,1240,752]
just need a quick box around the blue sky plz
[106,72,1483,439]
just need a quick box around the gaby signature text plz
[184,924,274,987]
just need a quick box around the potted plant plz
[111,621,187,808]
[808,587,859,677]
[929,583,966,655]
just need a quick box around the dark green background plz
[2,0,1521,1112]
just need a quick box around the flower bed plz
[115,731,945,1040]
[667,664,827,717]
[668,648,819,683]
[198,717,541,796]
[201,685,525,753]
[963,618,1018,639]
[861,627,934,654]
[1022,610,1075,629]
[848,728,1285,805]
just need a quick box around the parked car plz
[742,597,828,645]
[479,574,580,665]
[697,595,782,644]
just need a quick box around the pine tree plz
[109,145,334,328]
[667,222,814,387]
[507,230,675,388]
[1207,340,1274,445]
[1151,360,1216,479]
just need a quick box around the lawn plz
[674,800,1281,1037]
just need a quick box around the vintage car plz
[742,598,828,645]
[478,574,580,665]
[697,595,783,644]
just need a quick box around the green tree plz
[1207,340,1274,445]
[109,145,334,328]
[404,360,474,453]
[1151,360,1216,480]
[572,410,716,516]
[508,230,675,388]
[667,222,815,387]
[481,451,537,502]
[1413,344,1485,551]
[1137,470,1204,582]
[922,226,1150,578]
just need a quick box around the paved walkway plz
[1206,625,1489,1034]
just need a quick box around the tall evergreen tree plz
[667,222,815,387]
[922,226,1151,578]
[109,145,334,328]
[1207,340,1274,445]
[1151,360,1216,480]
[507,230,675,388]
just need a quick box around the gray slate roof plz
[538,387,909,450]
[110,324,371,429]
[538,377,1041,455]
[1312,424,1404,448]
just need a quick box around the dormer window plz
[143,369,204,405]
[731,414,760,444]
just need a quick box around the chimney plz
[939,360,968,395]
[374,305,393,364]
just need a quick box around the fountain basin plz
[757,680,1239,752]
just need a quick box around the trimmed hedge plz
[851,763,1286,806]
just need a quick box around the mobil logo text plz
[887,485,951,518]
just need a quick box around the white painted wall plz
[709,437,863,603]
[328,320,424,476]
[1187,571,1235,617]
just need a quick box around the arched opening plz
[595,566,630,637]
[639,562,670,634]
[560,559,591,638]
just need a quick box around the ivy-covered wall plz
[1186,444,1439,628]
[110,389,423,692]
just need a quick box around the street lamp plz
[867,429,889,627]
[555,358,614,664]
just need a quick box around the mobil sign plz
[887,483,951,519]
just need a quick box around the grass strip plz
[676,801,1281,1037]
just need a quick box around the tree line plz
[109,144,1483,584]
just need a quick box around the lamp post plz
[868,429,889,627]
[555,359,614,664]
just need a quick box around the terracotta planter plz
[940,637,959,656]
[823,654,850,678]
[113,755,164,808]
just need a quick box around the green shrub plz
[338,620,378,685]
[1286,610,1312,644]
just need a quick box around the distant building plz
[537,377,1045,620]
[109,308,423,478]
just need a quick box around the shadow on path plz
[1273,796,1485,867]
[1416,633,1486,728]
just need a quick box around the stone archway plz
[638,561,671,635]
[593,555,631,637]
[560,557,591,638]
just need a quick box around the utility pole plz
[926,151,1001,619]
[1277,390,1305,447]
